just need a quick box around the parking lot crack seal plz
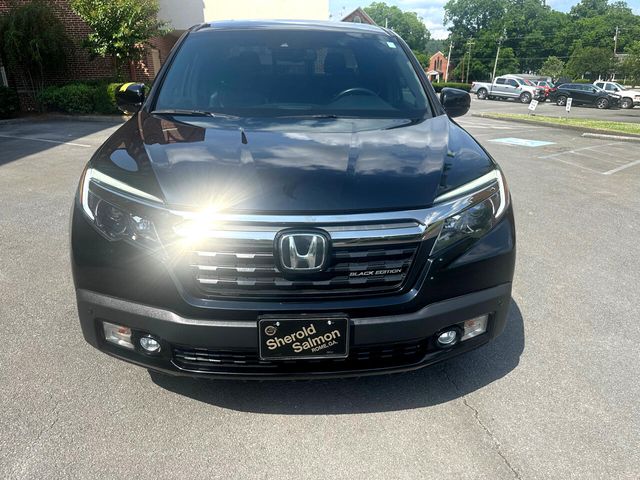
[440,366,522,480]
[11,397,62,477]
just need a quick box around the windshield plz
[154,29,431,119]
[612,82,626,90]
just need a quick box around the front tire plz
[477,88,488,100]
[596,98,609,109]
[556,95,567,106]
[520,92,532,104]
[621,98,633,109]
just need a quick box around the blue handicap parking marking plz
[489,137,555,148]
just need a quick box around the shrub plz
[0,86,20,118]
[95,82,123,114]
[572,78,593,84]
[431,82,472,92]
[37,81,124,114]
[39,83,95,113]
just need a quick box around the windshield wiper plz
[276,114,344,119]
[151,109,213,117]
[151,109,238,119]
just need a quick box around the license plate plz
[258,315,349,360]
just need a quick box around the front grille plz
[172,220,428,299]
[172,339,429,375]
[185,242,419,298]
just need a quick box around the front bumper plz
[533,91,546,101]
[77,282,512,379]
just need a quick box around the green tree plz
[364,2,431,51]
[620,41,640,85]
[494,47,519,77]
[0,1,70,105]
[413,50,430,69]
[570,0,610,18]
[540,56,566,80]
[443,0,640,79]
[566,45,614,79]
[70,0,169,77]
[565,1,640,53]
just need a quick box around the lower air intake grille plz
[172,340,429,375]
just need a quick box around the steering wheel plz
[332,87,379,102]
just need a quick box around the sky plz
[329,0,640,39]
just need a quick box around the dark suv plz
[72,21,515,379]
[550,83,620,109]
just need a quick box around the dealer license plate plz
[258,315,349,360]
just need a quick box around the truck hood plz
[620,88,640,96]
[92,112,494,214]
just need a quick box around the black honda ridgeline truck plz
[71,21,515,379]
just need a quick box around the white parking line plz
[0,134,92,148]
[538,143,619,159]
[543,155,603,174]
[602,159,640,175]
[538,142,639,175]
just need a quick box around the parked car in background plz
[593,81,640,109]
[471,75,545,103]
[535,80,556,100]
[549,83,620,109]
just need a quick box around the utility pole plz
[612,26,620,80]
[465,39,475,84]
[444,41,453,82]
[492,31,506,81]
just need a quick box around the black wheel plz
[556,95,567,106]
[476,88,488,100]
[621,98,633,109]
[596,98,609,109]
[520,92,532,104]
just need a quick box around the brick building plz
[425,51,450,82]
[0,0,180,110]
[341,7,377,25]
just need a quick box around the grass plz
[478,113,640,136]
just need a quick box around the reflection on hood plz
[90,112,493,214]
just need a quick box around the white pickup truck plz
[470,75,545,104]
[593,81,640,109]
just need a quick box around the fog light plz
[139,335,161,353]
[436,329,460,348]
[461,315,489,341]
[103,321,134,350]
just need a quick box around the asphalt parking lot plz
[1,115,639,479]
[470,94,640,123]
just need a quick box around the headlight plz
[431,169,509,254]
[79,167,160,247]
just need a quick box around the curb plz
[582,132,640,143]
[0,113,129,125]
[0,117,32,126]
[45,113,129,123]
[470,113,640,139]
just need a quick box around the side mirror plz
[116,83,145,114]
[440,88,471,118]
